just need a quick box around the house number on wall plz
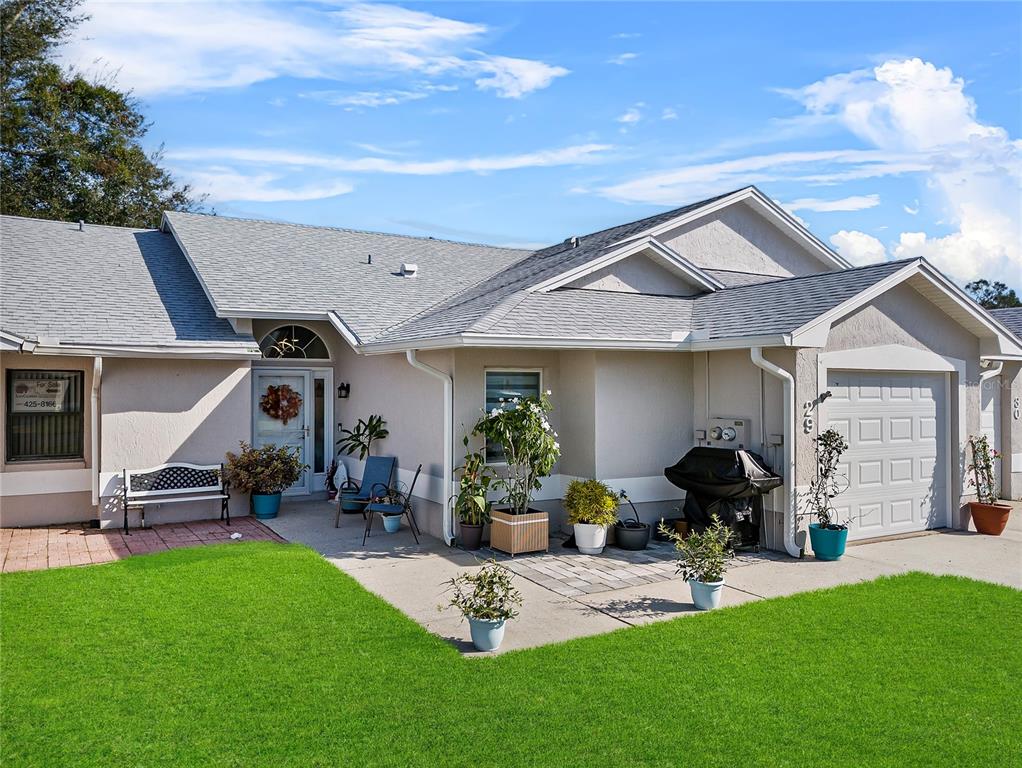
[1014,396,1020,421]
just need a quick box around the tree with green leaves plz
[965,279,1021,310]
[1,0,200,228]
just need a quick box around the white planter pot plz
[468,617,506,652]
[574,523,608,555]
[688,578,725,611]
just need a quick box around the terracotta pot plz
[969,501,1011,536]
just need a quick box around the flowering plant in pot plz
[967,435,1010,535]
[225,442,307,519]
[659,514,733,610]
[452,436,496,550]
[442,560,522,652]
[564,479,619,554]
[472,391,560,555]
[804,428,851,560]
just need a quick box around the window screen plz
[484,370,541,462]
[6,370,85,462]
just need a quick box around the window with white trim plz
[484,370,541,462]
[5,370,85,462]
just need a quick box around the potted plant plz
[564,479,619,554]
[452,436,496,551]
[472,391,560,555]
[224,442,307,520]
[613,490,650,551]
[442,560,522,652]
[805,428,851,561]
[967,435,1010,535]
[659,514,734,610]
[337,415,388,511]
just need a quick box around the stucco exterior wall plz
[557,350,596,478]
[0,352,97,525]
[1003,362,1022,500]
[568,255,700,296]
[97,357,252,526]
[660,202,832,277]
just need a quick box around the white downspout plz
[405,350,454,545]
[750,348,802,558]
[90,356,103,506]
[980,361,1003,382]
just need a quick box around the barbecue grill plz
[664,447,783,549]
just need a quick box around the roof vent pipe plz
[367,254,372,265]
[570,236,580,248]
[78,220,84,232]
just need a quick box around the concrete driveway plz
[268,498,1021,654]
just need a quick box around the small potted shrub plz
[452,437,496,551]
[660,514,733,610]
[967,435,1011,535]
[337,415,389,512]
[472,391,560,555]
[442,560,522,652]
[564,479,619,554]
[613,490,650,551]
[805,428,851,561]
[225,442,307,519]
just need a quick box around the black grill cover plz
[664,448,783,544]
[664,447,783,498]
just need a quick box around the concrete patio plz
[266,497,1022,654]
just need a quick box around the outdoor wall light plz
[337,382,351,399]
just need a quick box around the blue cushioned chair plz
[335,456,396,527]
[363,464,422,546]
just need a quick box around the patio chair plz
[335,456,396,527]
[362,464,422,546]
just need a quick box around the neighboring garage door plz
[825,371,948,540]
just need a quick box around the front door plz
[253,370,311,495]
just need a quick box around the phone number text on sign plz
[10,378,68,413]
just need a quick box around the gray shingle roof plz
[163,211,530,343]
[991,308,1022,340]
[375,259,913,344]
[0,215,252,348]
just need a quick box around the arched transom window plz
[259,325,330,360]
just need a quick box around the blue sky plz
[63,1,1021,286]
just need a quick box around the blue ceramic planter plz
[468,618,506,652]
[251,493,282,520]
[809,523,848,561]
[382,514,401,533]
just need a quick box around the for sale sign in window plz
[10,375,68,412]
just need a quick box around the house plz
[2,186,1020,555]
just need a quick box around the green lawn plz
[2,543,1019,767]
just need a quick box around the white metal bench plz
[122,463,230,534]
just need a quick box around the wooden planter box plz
[490,508,549,555]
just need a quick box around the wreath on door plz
[260,384,303,425]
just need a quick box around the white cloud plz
[830,230,887,266]
[186,167,354,202]
[786,194,880,213]
[61,1,568,99]
[903,200,919,215]
[661,107,678,121]
[597,57,1020,285]
[607,52,638,66]
[302,84,457,108]
[612,32,642,39]
[170,142,613,181]
[616,103,644,126]
[783,57,1021,284]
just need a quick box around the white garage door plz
[825,371,948,540]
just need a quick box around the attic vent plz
[400,263,418,277]
[564,235,580,248]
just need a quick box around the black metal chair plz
[362,464,422,546]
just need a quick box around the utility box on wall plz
[707,417,751,449]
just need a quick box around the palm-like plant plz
[337,415,389,459]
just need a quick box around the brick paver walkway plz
[1,516,285,573]
[487,535,782,597]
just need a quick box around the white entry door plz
[825,371,948,540]
[253,370,311,495]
